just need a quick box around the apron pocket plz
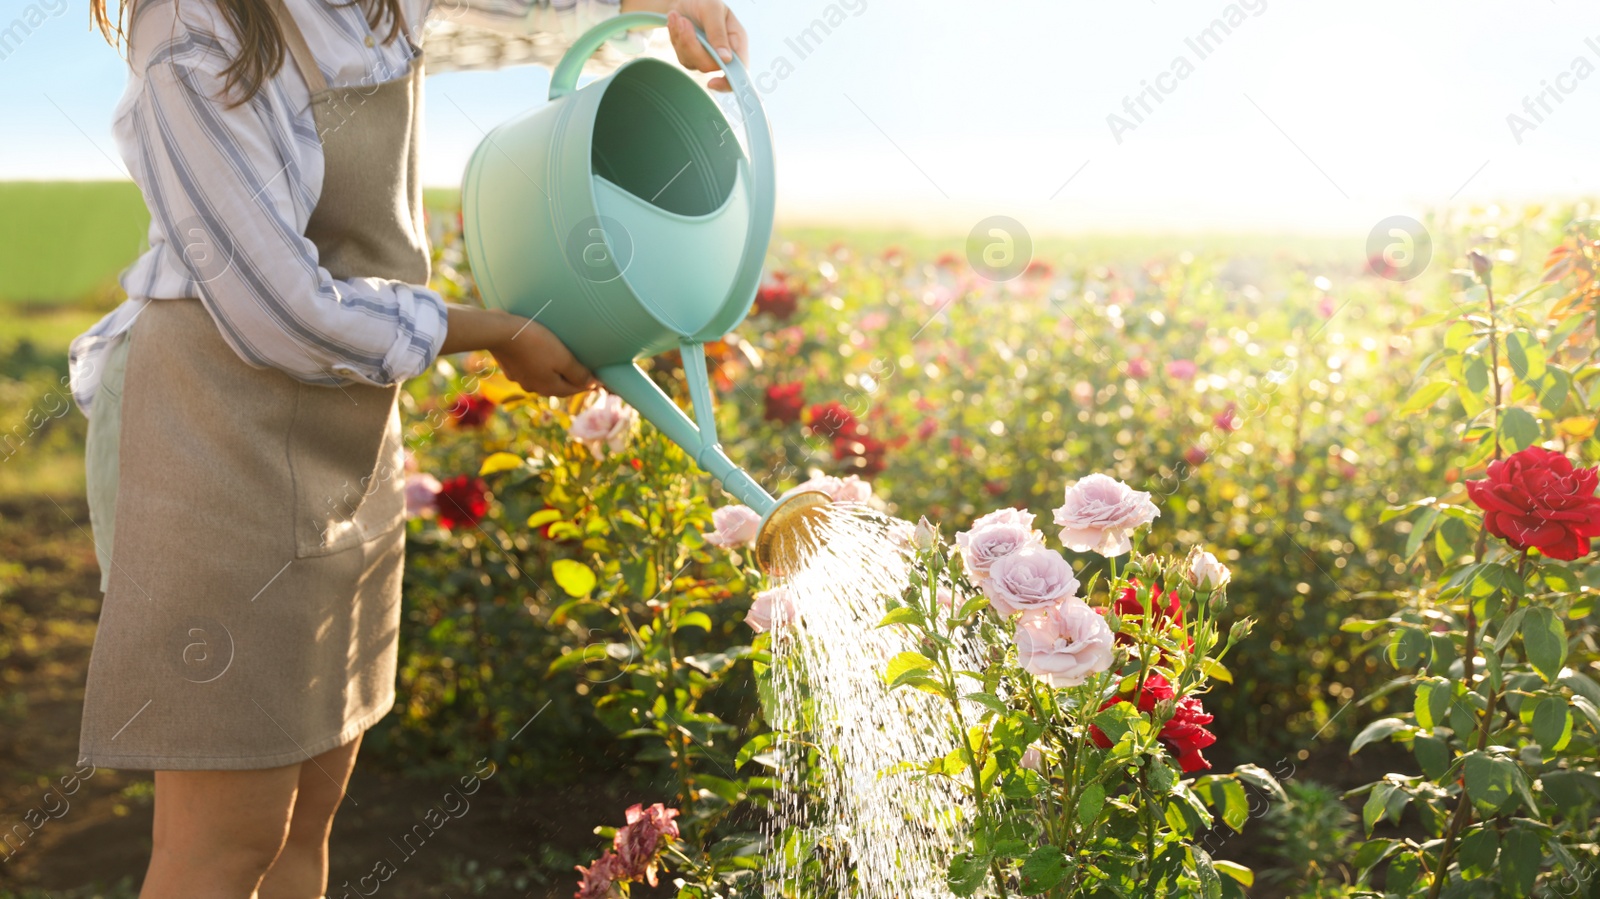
[289,381,407,558]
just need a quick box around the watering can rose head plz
[1053,473,1160,557]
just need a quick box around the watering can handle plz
[547,11,776,342]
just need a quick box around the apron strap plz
[269,0,329,95]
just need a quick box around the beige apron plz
[79,0,430,770]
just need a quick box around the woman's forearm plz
[440,303,523,355]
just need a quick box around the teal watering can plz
[460,12,829,573]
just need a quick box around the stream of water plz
[761,505,985,899]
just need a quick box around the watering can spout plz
[594,360,831,575]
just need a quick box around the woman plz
[70,0,748,893]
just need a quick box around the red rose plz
[1161,695,1218,773]
[1465,446,1600,560]
[1183,446,1208,467]
[448,392,495,428]
[764,382,806,425]
[436,475,488,530]
[1090,673,1216,773]
[834,434,887,477]
[754,276,800,320]
[806,402,861,440]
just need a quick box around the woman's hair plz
[92,0,407,105]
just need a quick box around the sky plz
[4,0,1600,235]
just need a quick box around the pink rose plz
[1053,473,1160,557]
[983,545,1080,618]
[789,474,872,504]
[1014,599,1116,687]
[1126,358,1153,379]
[969,507,1037,531]
[569,391,638,460]
[956,518,1043,582]
[746,586,800,633]
[403,473,441,518]
[705,505,761,548]
[1165,359,1198,380]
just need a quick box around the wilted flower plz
[705,505,761,548]
[569,391,638,460]
[613,803,680,886]
[746,586,800,633]
[574,851,626,899]
[1053,473,1160,557]
[1014,599,1115,687]
[403,473,441,519]
[983,545,1080,618]
[1186,548,1231,590]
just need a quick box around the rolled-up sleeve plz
[132,36,447,389]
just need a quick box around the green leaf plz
[1531,695,1573,752]
[1233,764,1288,805]
[1498,406,1542,453]
[676,611,713,633]
[1350,717,1410,755]
[1190,847,1223,899]
[1414,679,1450,730]
[1522,606,1567,683]
[1401,380,1453,415]
[1457,826,1499,878]
[1018,845,1070,894]
[1212,860,1253,887]
[1363,782,1408,835]
[1536,366,1570,413]
[946,851,991,897]
[734,732,776,768]
[1500,826,1542,897]
[877,606,924,628]
[1216,779,1248,832]
[526,508,563,529]
[478,451,524,475]
[1505,330,1547,381]
[884,651,935,687]
[1405,507,1441,560]
[1463,751,1516,813]
[1077,783,1106,827]
[1434,515,1475,564]
[963,692,1010,716]
[550,559,597,597]
[1412,734,1450,779]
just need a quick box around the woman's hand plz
[624,0,749,92]
[442,304,596,397]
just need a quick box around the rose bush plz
[1341,242,1600,895]
[866,476,1276,897]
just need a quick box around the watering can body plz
[461,13,812,541]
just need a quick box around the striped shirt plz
[67,0,622,414]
